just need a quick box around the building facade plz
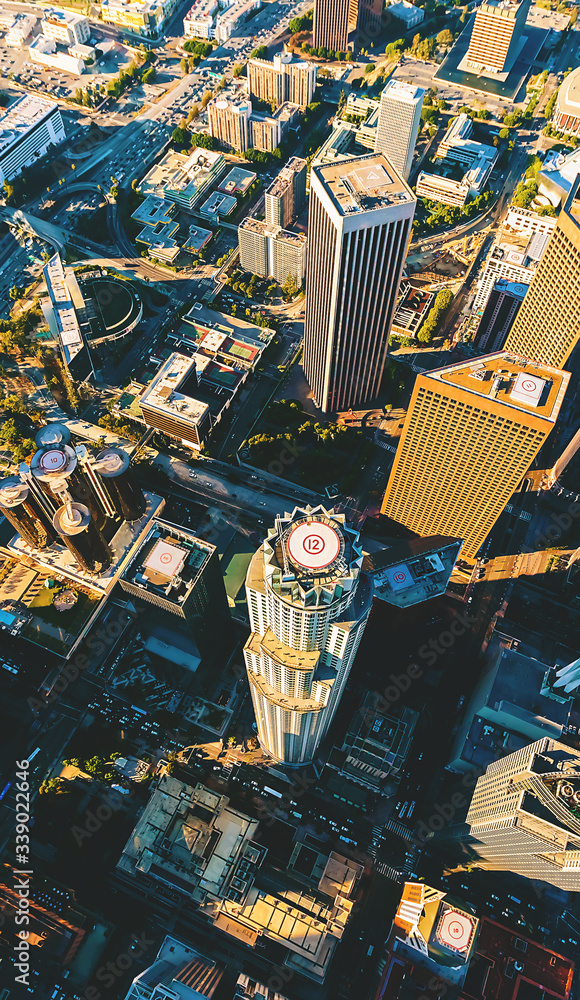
[416,171,470,207]
[381,353,570,558]
[304,153,415,413]
[238,218,307,285]
[504,179,580,368]
[459,738,580,890]
[248,52,317,110]
[313,0,353,51]
[265,156,307,227]
[374,79,424,181]
[243,506,372,765]
[208,97,252,153]
[553,66,580,138]
[465,0,531,73]
[474,278,527,353]
[42,7,90,45]
[0,95,65,184]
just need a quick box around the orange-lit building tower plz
[381,352,569,557]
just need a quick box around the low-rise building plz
[416,171,470,206]
[238,218,307,285]
[199,190,237,219]
[387,0,424,27]
[391,282,435,338]
[5,12,36,47]
[100,0,180,36]
[0,94,65,185]
[42,6,90,45]
[175,302,275,369]
[139,148,227,210]
[183,0,220,38]
[29,35,86,75]
[504,205,558,237]
[214,0,261,41]
[42,254,92,382]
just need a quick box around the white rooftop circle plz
[144,538,187,578]
[287,521,341,570]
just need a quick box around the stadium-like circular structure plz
[554,66,580,138]
[78,275,143,344]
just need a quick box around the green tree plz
[233,63,244,77]
[436,28,454,46]
[172,126,186,145]
[251,45,268,59]
[142,66,156,85]
[180,57,188,75]
[282,273,299,300]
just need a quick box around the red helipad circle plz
[39,449,67,472]
[159,552,173,565]
[438,910,473,951]
[521,379,537,392]
[393,571,407,583]
[287,521,341,570]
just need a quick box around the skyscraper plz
[265,156,307,228]
[465,0,531,74]
[248,53,317,110]
[504,179,580,368]
[243,505,372,766]
[313,0,354,51]
[459,738,580,890]
[374,80,424,180]
[381,352,570,557]
[304,153,416,413]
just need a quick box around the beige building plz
[207,97,252,153]
[381,352,569,557]
[313,0,354,50]
[465,0,531,74]
[416,171,470,207]
[504,180,580,368]
[374,79,424,181]
[248,52,317,110]
[238,218,307,285]
[249,114,280,152]
[265,156,307,227]
[41,6,90,45]
[459,739,580,890]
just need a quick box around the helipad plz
[39,449,67,472]
[287,521,341,570]
[144,539,187,579]
[436,908,476,953]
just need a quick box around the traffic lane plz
[169,467,294,519]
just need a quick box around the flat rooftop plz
[182,302,275,346]
[427,352,570,423]
[0,94,57,156]
[219,166,256,194]
[266,159,305,199]
[382,79,424,102]
[122,519,215,608]
[315,153,413,217]
[140,353,209,425]
[463,917,574,1000]
[239,217,307,248]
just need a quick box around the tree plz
[180,57,188,75]
[190,133,218,150]
[172,126,186,146]
[337,88,346,113]
[187,104,199,123]
[498,127,510,140]
[201,90,213,108]
[436,28,454,46]
[282,273,299,300]
[142,66,156,85]
[250,45,268,59]
[233,63,244,77]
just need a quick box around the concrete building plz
[304,153,415,413]
[139,148,226,210]
[473,227,549,313]
[214,0,261,41]
[465,0,531,74]
[249,112,280,152]
[139,353,211,449]
[448,645,573,774]
[238,218,307,285]
[374,79,424,181]
[362,534,462,607]
[0,95,65,185]
[505,204,558,237]
[5,12,36,47]
[265,156,307,227]
[474,278,527,352]
[120,519,231,664]
[42,7,90,45]
[436,113,498,171]
[327,690,419,795]
[124,937,223,1000]
[313,0,352,51]
[42,254,93,382]
[504,179,580,368]
[381,352,570,558]
[554,67,580,138]
[208,96,252,152]
[416,171,470,207]
[100,0,180,36]
[248,52,317,110]
[183,0,220,38]
[387,1,424,28]
[458,738,580,890]
[243,505,372,766]
[29,35,86,75]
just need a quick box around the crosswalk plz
[375,861,403,882]
[385,818,417,841]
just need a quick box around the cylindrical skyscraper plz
[304,153,416,413]
[52,502,112,574]
[95,447,146,522]
[243,505,372,766]
[0,476,56,550]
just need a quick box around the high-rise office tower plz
[313,0,354,51]
[459,738,580,890]
[381,353,569,558]
[243,505,372,766]
[304,153,415,413]
[465,0,531,74]
[474,278,527,353]
[374,80,424,181]
[504,179,580,368]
